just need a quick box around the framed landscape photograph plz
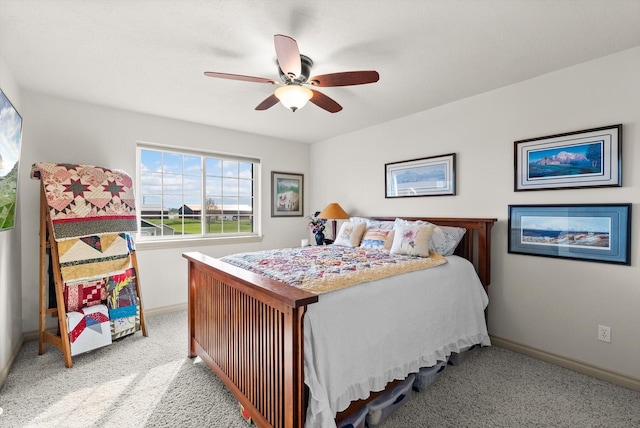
[508,204,631,265]
[0,89,23,231]
[271,171,303,217]
[385,153,456,198]
[514,124,621,191]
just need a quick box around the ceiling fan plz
[204,34,379,113]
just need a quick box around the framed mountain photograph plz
[514,124,621,191]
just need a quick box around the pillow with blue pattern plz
[360,228,393,248]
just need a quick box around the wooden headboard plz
[369,217,496,290]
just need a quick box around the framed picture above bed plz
[385,153,456,198]
[514,124,622,191]
[271,171,303,217]
[508,204,631,265]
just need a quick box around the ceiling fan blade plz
[204,72,276,84]
[308,70,379,87]
[255,94,280,111]
[274,34,301,80]
[309,89,342,113]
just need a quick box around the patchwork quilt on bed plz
[31,162,137,240]
[220,246,447,294]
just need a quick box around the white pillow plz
[333,222,367,247]
[390,224,434,257]
[349,216,395,230]
[349,216,369,224]
[435,225,466,256]
[394,218,466,256]
[394,218,426,227]
[366,219,395,230]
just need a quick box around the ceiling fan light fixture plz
[205,34,378,113]
[274,84,313,112]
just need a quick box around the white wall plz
[0,54,23,384]
[309,47,640,380]
[19,92,310,332]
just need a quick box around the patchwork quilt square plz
[63,279,107,312]
[105,268,138,309]
[58,233,132,282]
[109,302,140,340]
[66,304,112,356]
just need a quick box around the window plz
[137,143,259,240]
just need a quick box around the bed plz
[183,216,495,428]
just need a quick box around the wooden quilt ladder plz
[38,185,148,368]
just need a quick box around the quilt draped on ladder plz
[33,162,142,349]
[31,162,137,241]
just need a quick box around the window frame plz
[135,142,261,246]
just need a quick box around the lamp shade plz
[317,203,350,220]
[274,84,313,112]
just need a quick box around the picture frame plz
[508,204,631,265]
[271,171,303,217]
[514,124,621,191]
[0,89,23,231]
[385,153,456,198]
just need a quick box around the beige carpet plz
[1,310,638,427]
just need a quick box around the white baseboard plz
[144,302,187,316]
[0,335,25,389]
[490,335,640,392]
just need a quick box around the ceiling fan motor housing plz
[278,54,313,84]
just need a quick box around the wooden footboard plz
[184,217,495,427]
[183,252,318,428]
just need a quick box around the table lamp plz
[318,203,350,241]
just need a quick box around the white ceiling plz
[1,0,639,144]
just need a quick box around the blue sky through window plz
[139,149,254,211]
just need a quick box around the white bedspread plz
[303,255,490,427]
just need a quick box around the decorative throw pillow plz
[360,228,392,248]
[384,230,395,250]
[433,225,466,256]
[333,222,367,247]
[394,218,466,256]
[390,224,434,257]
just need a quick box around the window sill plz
[135,234,263,251]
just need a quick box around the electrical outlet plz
[598,325,611,343]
